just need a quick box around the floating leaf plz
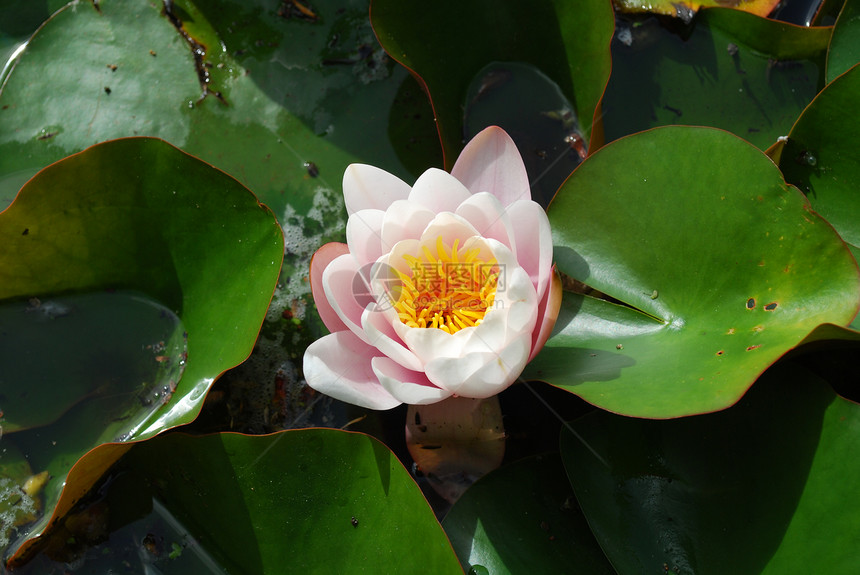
[0,0,424,217]
[526,126,859,418]
[443,453,615,575]
[14,430,462,573]
[559,361,860,574]
[0,137,282,563]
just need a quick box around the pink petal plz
[346,209,385,267]
[451,126,530,207]
[322,253,372,344]
[528,267,563,361]
[380,199,435,253]
[371,357,453,404]
[303,332,401,410]
[343,164,411,215]
[455,192,515,250]
[507,200,553,303]
[408,168,472,213]
[310,243,350,334]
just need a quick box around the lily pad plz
[604,8,831,151]
[370,0,614,169]
[442,453,615,575]
[525,126,859,418]
[559,360,860,574]
[0,137,282,563]
[0,0,438,364]
[826,0,860,83]
[0,0,422,218]
[16,430,463,573]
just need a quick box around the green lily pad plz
[777,63,860,329]
[0,0,439,358]
[525,126,859,418]
[0,0,423,217]
[0,137,282,562]
[604,8,831,151]
[370,0,614,169]
[827,0,860,83]
[13,430,462,573]
[559,360,860,574]
[443,453,615,575]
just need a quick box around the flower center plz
[393,236,499,334]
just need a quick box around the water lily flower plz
[303,126,562,409]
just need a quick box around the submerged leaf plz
[371,0,613,172]
[604,8,830,150]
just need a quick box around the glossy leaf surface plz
[0,137,282,561]
[526,126,860,418]
[0,0,424,217]
[443,454,615,575]
[604,8,830,150]
[559,361,860,574]
[79,430,461,574]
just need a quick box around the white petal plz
[379,238,421,277]
[408,168,472,212]
[402,325,463,364]
[424,333,531,398]
[451,126,530,206]
[372,357,453,404]
[495,268,539,334]
[455,192,515,250]
[380,199,435,253]
[420,212,481,249]
[303,332,401,409]
[361,306,424,372]
[343,164,411,215]
[506,200,553,302]
[346,209,385,267]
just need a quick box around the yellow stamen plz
[393,236,499,334]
